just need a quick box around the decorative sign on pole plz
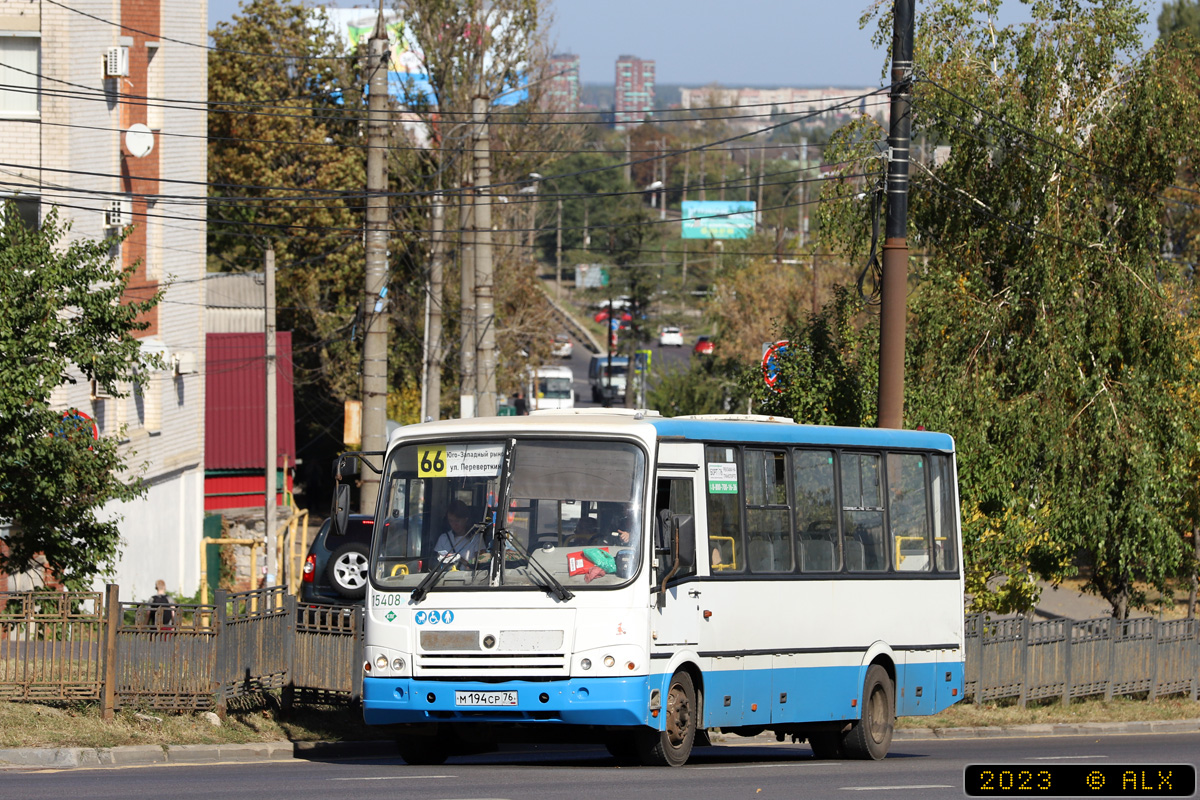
[55,409,99,448]
[761,340,790,394]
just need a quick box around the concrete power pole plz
[472,95,497,417]
[555,198,563,296]
[264,247,277,588]
[460,174,476,418]
[877,0,914,430]
[423,188,445,421]
[360,11,390,511]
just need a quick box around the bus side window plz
[930,454,959,572]
[705,446,742,573]
[793,449,839,572]
[744,449,792,573]
[887,452,932,572]
[655,476,696,579]
[840,452,887,572]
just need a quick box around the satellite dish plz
[124,123,154,158]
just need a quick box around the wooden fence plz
[0,585,362,717]
[964,613,1200,705]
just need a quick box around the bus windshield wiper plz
[487,438,573,601]
[492,526,574,602]
[410,522,487,603]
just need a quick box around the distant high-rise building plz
[614,55,655,129]
[545,54,581,114]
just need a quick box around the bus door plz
[650,467,703,650]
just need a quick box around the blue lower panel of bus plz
[363,660,965,730]
[363,676,652,727]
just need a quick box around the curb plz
[4,720,1199,769]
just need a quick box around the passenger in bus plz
[434,500,480,562]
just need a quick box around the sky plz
[206,0,1163,88]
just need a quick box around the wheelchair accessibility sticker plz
[414,610,454,625]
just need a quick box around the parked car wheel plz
[326,542,369,599]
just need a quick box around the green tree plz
[0,208,161,588]
[1159,0,1200,40]
[855,0,1200,617]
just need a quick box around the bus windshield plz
[372,438,646,592]
[536,377,573,399]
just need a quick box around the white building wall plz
[3,0,208,599]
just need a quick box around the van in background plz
[528,365,575,410]
[588,354,628,403]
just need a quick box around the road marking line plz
[1031,755,1107,760]
[329,775,454,780]
[840,785,953,791]
[694,762,842,770]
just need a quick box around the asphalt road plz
[5,732,1197,800]
[556,335,692,408]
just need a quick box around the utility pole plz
[460,170,476,418]
[472,95,497,417]
[555,197,563,295]
[624,133,632,186]
[264,246,277,588]
[422,188,445,421]
[360,10,390,512]
[799,137,808,248]
[877,0,914,430]
[659,139,667,221]
[699,148,706,201]
[756,145,765,220]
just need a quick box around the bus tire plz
[808,731,843,759]
[395,736,450,765]
[841,664,894,760]
[636,670,697,767]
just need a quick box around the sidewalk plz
[5,719,1200,770]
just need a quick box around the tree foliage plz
[750,0,1200,617]
[0,208,161,588]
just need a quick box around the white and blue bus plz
[333,410,964,766]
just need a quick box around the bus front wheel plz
[842,664,894,760]
[637,670,697,767]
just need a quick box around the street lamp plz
[645,180,665,220]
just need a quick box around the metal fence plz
[965,613,1200,705]
[0,585,362,717]
[5,593,1198,714]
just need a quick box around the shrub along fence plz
[964,613,1200,706]
[0,585,362,718]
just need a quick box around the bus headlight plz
[603,655,615,668]
[580,658,592,670]
[392,657,405,671]
[375,655,389,670]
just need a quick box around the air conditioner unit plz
[172,352,198,376]
[105,198,131,230]
[105,46,129,78]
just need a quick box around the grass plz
[0,697,392,750]
[2,693,1198,750]
[896,695,1200,729]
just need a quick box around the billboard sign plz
[681,200,756,240]
[319,8,527,107]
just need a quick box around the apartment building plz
[614,54,654,130]
[0,0,207,600]
[680,85,882,131]
[545,53,579,114]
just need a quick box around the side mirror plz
[673,513,696,570]
[332,483,351,536]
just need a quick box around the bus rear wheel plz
[636,670,697,767]
[841,664,894,760]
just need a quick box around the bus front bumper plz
[363,676,652,727]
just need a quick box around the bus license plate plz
[455,690,517,707]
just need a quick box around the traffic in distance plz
[330,408,965,767]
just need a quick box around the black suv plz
[300,514,374,604]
